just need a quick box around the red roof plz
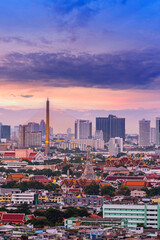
[2,152,15,157]
[1,213,25,223]
[69,189,80,193]
[89,214,102,219]
[30,175,48,181]
[27,214,35,220]
[36,216,47,220]
[29,152,37,158]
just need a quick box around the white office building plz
[139,119,150,147]
[75,120,92,139]
[108,137,123,156]
[103,204,160,229]
[11,191,35,204]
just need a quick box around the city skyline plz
[0,1,160,133]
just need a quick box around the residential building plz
[70,138,104,150]
[131,190,146,198]
[103,204,160,229]
[75,120,92,139]
[18,124,42,148]
[96,115,125,142]
[65,217,126,229]
[64,195,103,206]
[108,137,123,156]
[29,131,42,148]
[139,119,150,147]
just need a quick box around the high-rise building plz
[18,125,30,148]
[28,122,40,132]
[29,132,42,148]
[18,125,42,148]
[40,120,46,136]
[96,115,125,143]
[139,119,150,147]
[95,130,103,140]
[1,125,11,141]
[108,137,123,156]
[151,127,156,145]
[12,126,19,141]
[0,122,2,140]
[156,117,160,145]
[45,99,50,155]
[75,120,92,139]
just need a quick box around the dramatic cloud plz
[0,49,160,89]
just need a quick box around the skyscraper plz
[18,125,30,148]
[18,124,42,148]
[75,120,92,139]
[40,120,46,137]
[151,127,156,145]
[156,117,160,145]
[96,115,125,143]
[45,99,50,155]
[139,119,150,147]
[1,125,11,141]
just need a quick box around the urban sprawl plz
[0,100,160,239]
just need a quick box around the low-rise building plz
[11,191,35,204]
[103,204,160,229]
[64,195,103,206]
[64,217,127,229]
[131,190,146,198]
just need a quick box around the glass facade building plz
[96,115,125,142]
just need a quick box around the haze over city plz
[0,1,160,133]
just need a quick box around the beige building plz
[131,190,146,198]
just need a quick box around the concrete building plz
[156,117,160,145]
[139,119,150,147]
[29,131,42,148]
[95,130,103,140]
[70,139,104,150]
[18,125,42,148]
[131,190,146,198]
[40,120,46,137]
[96,115,125,142]
[11,191,35,204]
[151,127,156,145]
[108,137,123,156]
[75,120,92,139]
[64,195,103,206]
[18,125,30,148]
[103,204,160,229]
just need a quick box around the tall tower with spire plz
[45,98,50,155]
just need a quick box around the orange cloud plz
[0,82,160,111]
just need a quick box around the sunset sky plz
[1,0,160,133]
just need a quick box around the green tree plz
[118,186,130,196]
[17,203,31,214]
[30,218,49,228]
[44,183,59,191]
[84,184,100,195]
[46,208,63,226]
[101,186,115,197]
